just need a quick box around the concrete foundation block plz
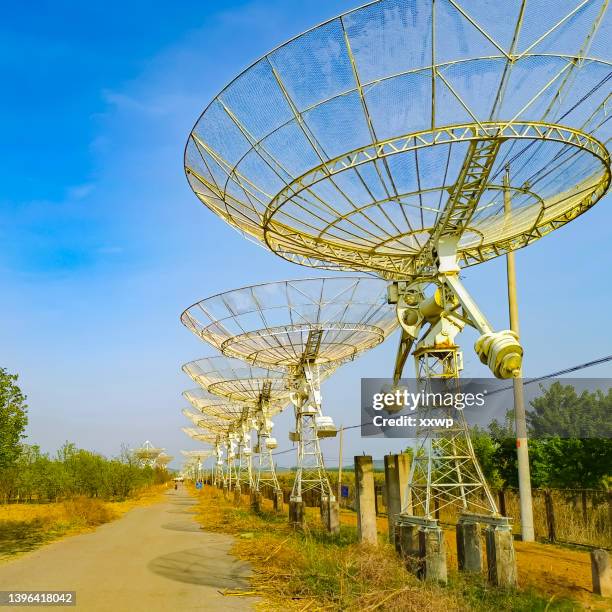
[250,491,262,513]
[485,526,518,587]
[320,496,330,525]
[456,521,483,572]
[327,499,340,534]
[396,523,421,574]
[591,549,612,596]
[289,499,305,528]
[273,489,283,512]
[418,527,447,584]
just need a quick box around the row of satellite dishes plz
[179,0,610,528]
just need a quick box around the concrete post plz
[289,499,305,528]
[418,527,447,583]
[250,490,262,513]
[233,485,242,505]
[327,499,340,534]
[456,520,483,572]
[355,455,377,545]
[222,484,228,499]
[591,549,612,596]
[396,454,411,513]
[320,496,330,526]
[384,454,411,543]
[485,525,518,587]
[273,489,283,512]
[385,455,400,543]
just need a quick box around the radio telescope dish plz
[185,0,610,279]
[183,382,289,419]
[155,452,173,468]
[182,408,234,432]
[182,427,223,444]
[182,360,286,496]
[183,358,291,407]
[183,388,248,421]
[181,277,398,368]
[181,277,398,525]
[182,449,213,460]
[133,440,164,467]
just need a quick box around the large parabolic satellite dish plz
[185,0,610,279]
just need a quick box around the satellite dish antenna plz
[183,0,610,526]
[181,277,397,524]
[183,383,284,497]
[132,440,164,467]
[182,363,277,495]
[155,452,173,469]
[181,449,214,480]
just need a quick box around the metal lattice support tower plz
[405,345,498,519]
[254,381,281,493]
[290,364,335,503]
[235,427,254,491]
[214,443,224,487]
[226,436,237,490]
[255,437,280,493]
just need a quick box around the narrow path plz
[0,488,258,611]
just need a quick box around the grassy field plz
[0,484,169,562]
[193,485,593,612]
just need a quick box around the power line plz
[270,354,612,457]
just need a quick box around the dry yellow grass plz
[0,483,169,563]
[194,486,464,612]
[192,485,598,611]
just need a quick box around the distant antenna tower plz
[132,440,164,468]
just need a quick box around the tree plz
[470,426,503,490]
[527,382,612,489]
[528,382,612,439]
[0,368,28,469]
[477,383,612,490]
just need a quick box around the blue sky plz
[1,0,610,469]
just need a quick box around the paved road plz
[0,488,258,611]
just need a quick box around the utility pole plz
[337,426,344,504]
[504,166,535,541]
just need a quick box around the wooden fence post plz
[544,490,556,542]
[498,489,507,517]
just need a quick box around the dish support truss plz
[288,355,336,508]
[391,256,524,520]
[254,385,282,495]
